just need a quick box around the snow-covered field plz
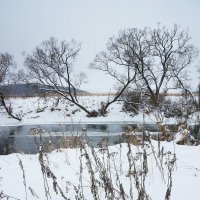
[0,141,200,200]
[0,96,176,126]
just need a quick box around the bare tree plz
[24,37,93,116]
[90,35,137,116]
[194,68,200,109]
[0,53,22,121]
[91,24,198,110]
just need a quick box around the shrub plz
[122,91,140,115]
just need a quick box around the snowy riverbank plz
[0,141,200,200]
[0,96,178,126]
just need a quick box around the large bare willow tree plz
[0,53,22,120]
[90,34,138,115]
[24,37,94,116]
[91,24,198,110]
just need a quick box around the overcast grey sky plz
[0,0,200,92]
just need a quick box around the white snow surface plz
[0,96,177,126]
[0,141,200,200]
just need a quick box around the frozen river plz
[0,123,199,154]
[0,123,158,154]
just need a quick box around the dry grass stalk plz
[17,156,28,200]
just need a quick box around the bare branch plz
[25,37,92,115]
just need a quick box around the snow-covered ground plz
[0,141,200,200]
[0,96,177,126]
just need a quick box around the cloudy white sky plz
[0,0,200,92]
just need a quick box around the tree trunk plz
[0,93,22,121]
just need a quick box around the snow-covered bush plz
[162,97,196,123]
[122,91,140,115]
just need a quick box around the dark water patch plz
[0,123,199,155]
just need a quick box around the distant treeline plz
[0,83,87,97]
